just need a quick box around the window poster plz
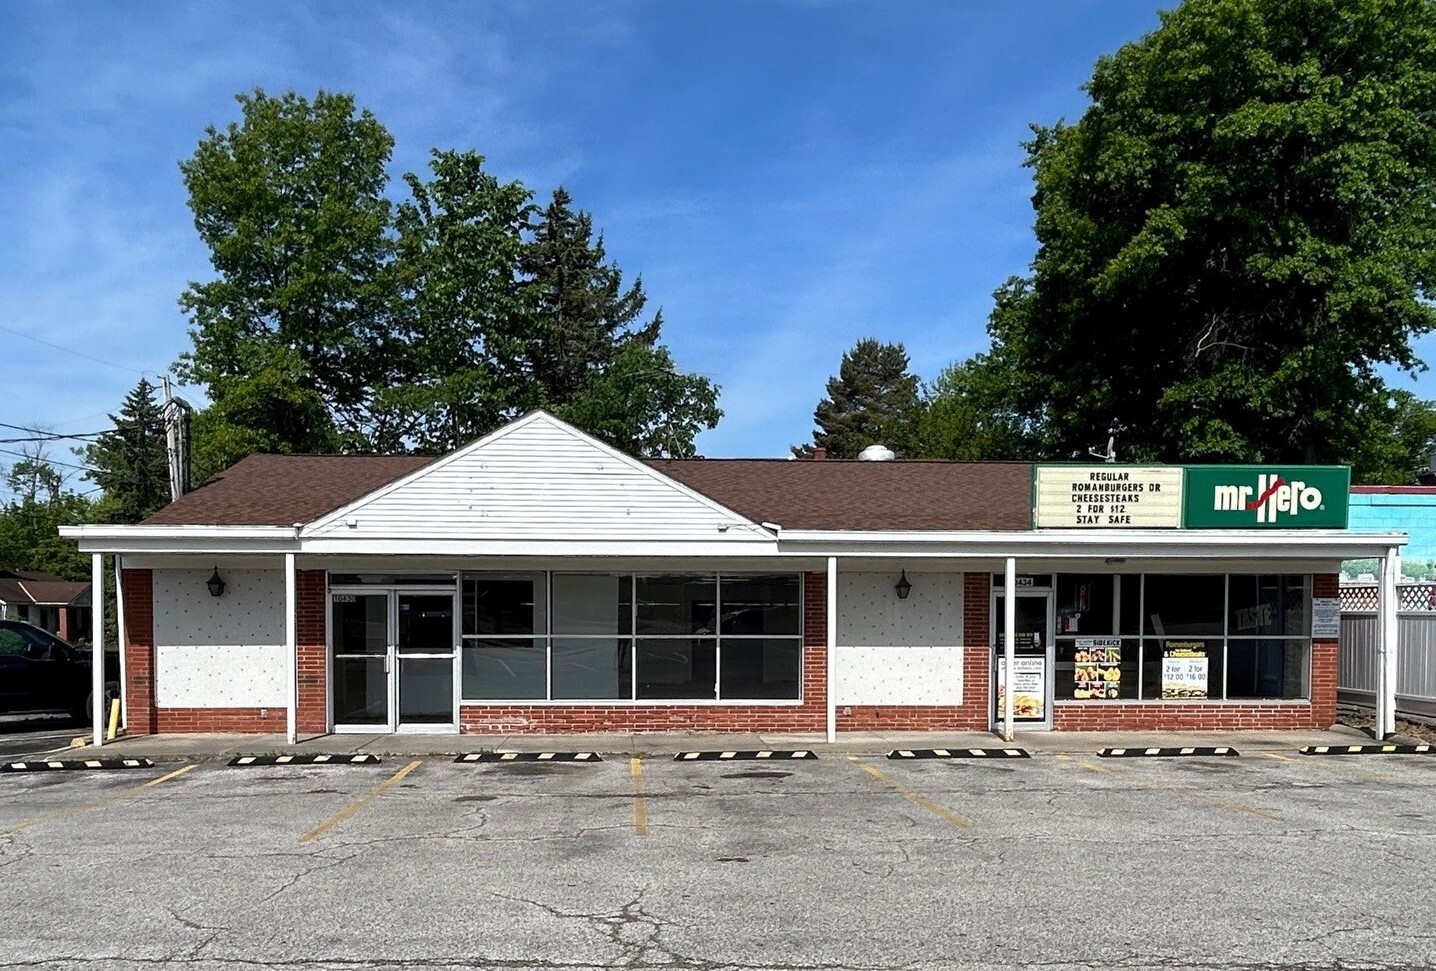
[996,657,1047,720]
[1074,637,1121,700]
[1161,642,1209,699]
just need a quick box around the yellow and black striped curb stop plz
[675,750,817,761]
[1098,746,1239,758]
[455,752,603,763]
[888,748,1031,760]
[1300,744,1436,756]
[227,754,383,767]
[2,758,156,772]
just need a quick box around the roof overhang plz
[61,524,1407,562]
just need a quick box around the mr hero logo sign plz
[1211,474,1324,524]
[1183,466,1349,529]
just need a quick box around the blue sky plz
[5,1,1425,490]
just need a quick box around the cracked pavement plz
[0,753,1434,969]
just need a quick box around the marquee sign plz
[1033,466,1184,528]
[1033,464,1350,529]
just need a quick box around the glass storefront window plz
[1055,575,1115,636]
[1142,575,1225,637]
[1228,575,1309,637]
[636,638,717,699]
[1140,637,1225,701]
[460,638,546,699]
[458,573,802,702]
[1054,637,1139,701]
[1226,639,1307,699]
[719,638,802,700]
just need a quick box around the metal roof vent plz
[858,444,896,462]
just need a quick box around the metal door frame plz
[329,585,459,734]
[990,587,1057,731]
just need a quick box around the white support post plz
[1003,556,1016,744]
[114,555,127,730]
[1380,547,1400,740]
[826,556,838,743]
[285,553,298,745]
[91,553,105,748]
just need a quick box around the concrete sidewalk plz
[47,723,1381,762]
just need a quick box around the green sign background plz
[1182,466,1349,528]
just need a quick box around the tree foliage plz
[794,339,923,458]
[968,0,1436,471]
[178,89,719,465]
[0,450,94,582]
[83,378,171,523]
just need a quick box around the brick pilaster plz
[1310,572,1340,728]
[121,569,155,735]
[296,570,329,734]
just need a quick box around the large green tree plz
[177,91,720,463]
[176,89,395,451]
[83,378,171,523]
[916,356,1034,461]
[794,339,923,458]
[0,452,94,581]
[980,0,1436,471]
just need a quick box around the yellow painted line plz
[2,763,197,836]
[849,756,970,829]
[300,759,422,844]
[1075,759,1280,821]
[630,757,648,837]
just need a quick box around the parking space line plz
[848,756,970,829]
[1074,758,1281,821]
[299,759,422,844]
[2,762,197,836]
[630,758,648,837]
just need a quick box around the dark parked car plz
[0,620,120,722]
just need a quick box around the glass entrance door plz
[331,586,458,733]
[396,592,457,731]
[332,593,391,729]
[992,592,1054,730]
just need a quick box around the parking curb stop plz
[675,750,817,761]
[1098,746,1240,758]
[2,758,156,772]
[455,752,603,763]
[888,748,1030,760]
[227,754,383,767]
[1300,744,1435,756]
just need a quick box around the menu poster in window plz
[1162,642,1209,699]
[996,657,1046,720]
[1073,637,1121,700]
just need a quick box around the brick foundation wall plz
[156,708,288,732]
[296,570,328,734]
[460,572,830,734]
[121,569,155,734]
[1053,702,1317,730]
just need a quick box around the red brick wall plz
[156,708,288,732]
[296,570,328,734]
[121,569,155,735]
[1310,572,1339,728]
[1053,702,1316,730]
[460,572,830,734]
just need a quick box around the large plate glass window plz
[461,574,546,700]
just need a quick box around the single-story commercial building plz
[62,411,1408,744]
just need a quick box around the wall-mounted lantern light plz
[206,567,226,598]
[895,570,913,600]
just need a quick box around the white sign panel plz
[1312,597,1341,639]
[1034,466,1184,528]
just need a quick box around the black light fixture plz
[205,566,226,598]
[895,570,912,600]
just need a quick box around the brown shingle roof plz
[142,453,434,527]
[135,452,1035,531]
[0,574,89,606]
[648,459,1034,531]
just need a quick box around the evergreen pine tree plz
[85,378,172,523]
[796,339,923,459]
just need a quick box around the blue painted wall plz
[1346,490,1436,580]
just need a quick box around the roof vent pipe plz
[858,445,896,462]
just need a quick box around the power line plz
[0,446,98,475]
[0,321,166,378]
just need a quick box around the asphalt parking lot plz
[2,751,1434,971]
